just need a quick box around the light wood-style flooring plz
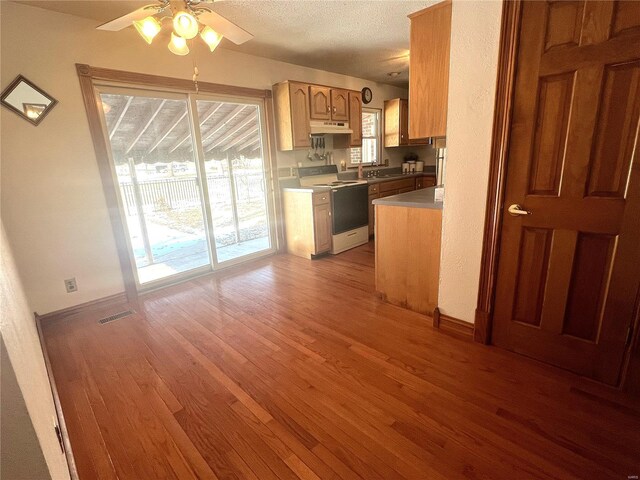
[43,243,640,480]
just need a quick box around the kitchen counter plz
[372,185,443,210]
[365,171,436,185]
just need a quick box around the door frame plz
[76,64,285,304]
[474,1,640,391]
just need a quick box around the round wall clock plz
[361,87,373,104]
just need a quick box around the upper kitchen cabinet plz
[334,90,363,149]
[273,81,312,150]
[273,81,363,151]
[384,98,428,147]
[330,89,349,121]
[310,86,331,120]
[310,86,350,122]
[348,91,363,147]
[409,0,452,139]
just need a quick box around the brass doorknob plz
[508,204,531,216]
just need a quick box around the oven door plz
[331,185,369,234]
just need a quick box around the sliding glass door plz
[97,87,275,288]
[195,99,271,263]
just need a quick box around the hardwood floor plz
[43,242,640,480]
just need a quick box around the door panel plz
[493,0,640,385]
[313,203,331,254]
[348,92,362,147]
[330,89,349,121]
[527,73,574,196]
[289,83,311,148]
[100,92,210,286]
[587,61,640,197]
[562,233,615,340]
[196,99,273,264]
[309,86,330,120]
[400,99,409,146]
[511,228,552,327]
[543,1,584,52]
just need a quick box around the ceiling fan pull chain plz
[192,54,200,93]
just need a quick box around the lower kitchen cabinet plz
[368,175,437,236]
[375,203,442,316]
[416,175,436,189]
[379,177,416,197]
[283,189,331,258]
[312,197,332,254]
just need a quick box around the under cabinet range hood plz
[309,120,353,135]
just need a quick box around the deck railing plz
[119,174,265,215]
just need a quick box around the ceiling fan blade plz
[97,5,159,31]
[197,10,253,45]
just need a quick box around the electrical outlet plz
[64,278,77,293]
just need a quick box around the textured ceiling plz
[14,0,438,87]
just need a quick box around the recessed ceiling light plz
[388,72,402,77]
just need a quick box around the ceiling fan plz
[97,0,253,56]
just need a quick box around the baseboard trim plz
[34,314,79,480]
[474,308,491,344]
[433,307,474,340]
[36,292,128,323]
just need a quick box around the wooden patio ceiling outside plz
[101,95,262,164]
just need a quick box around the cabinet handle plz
[326,106,330,113]
[333,106,336,114]
[328,211,331,216]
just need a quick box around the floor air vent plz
[98,310,135,325]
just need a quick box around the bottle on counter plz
[358,164,364,179]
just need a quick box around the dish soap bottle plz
[358,164,363,179]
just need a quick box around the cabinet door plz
[400,99,409,146]
[313,203,332,254]
[289,83,311,148]
[310,86,331,120]
[368,193,379,236]
[348,91,363,147]
[416,177,424,189]
[423,175,436,187]
[330,89,349,121]
[409,0,451,138]
[379,189,399,198]
[384,99,400,147]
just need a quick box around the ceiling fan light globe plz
[168,32,190,56]
[173,11,199,40]
[133,16,161,44]
[200,26,223,52]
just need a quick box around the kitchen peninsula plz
[374,186,442,316]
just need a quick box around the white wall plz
[438,0,503,323]
[1,337,52,480]
[0,1,416,314]
[0,224,71,480]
